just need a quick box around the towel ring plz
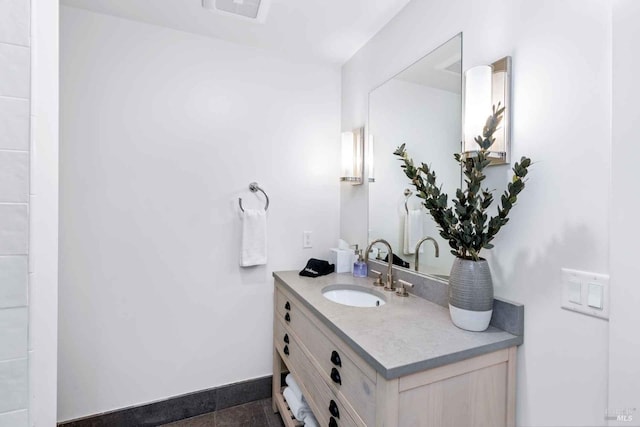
[404,188,413,214]
[239,182,269,213]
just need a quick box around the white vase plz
[448,257,494,332]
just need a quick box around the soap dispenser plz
[353,249,368,278]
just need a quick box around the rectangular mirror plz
[367,33,462,279]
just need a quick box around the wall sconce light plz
[367,134,375,182]
[340,127,364,184]
[462,56,512,165]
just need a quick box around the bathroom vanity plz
[272,271,522,427]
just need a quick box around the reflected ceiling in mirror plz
[367,34,462,279]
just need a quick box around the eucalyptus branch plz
[394,104,532,261]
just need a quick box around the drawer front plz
[275,287,294,320]
[275,318,357,427]
[288,333,360,427]
[275,286,376,426]
[274,317,293,361]
[292,305,375,426]
[275,287,375,378]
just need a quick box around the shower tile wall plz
[0,0,31,425]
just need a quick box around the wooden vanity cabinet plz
[272,281,517,427]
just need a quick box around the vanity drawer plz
[275,287,294,325]
[275,319,358,427]
[275,286,376,426]
[287,329,361,427]
[274,316,293,360]
[276,286,375,379]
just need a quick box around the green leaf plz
[393,143,406,156]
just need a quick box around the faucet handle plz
[370,269,384,287]
[395,279,414,297]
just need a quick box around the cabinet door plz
[399,362,508,427]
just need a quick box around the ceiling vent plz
[202,0,271,23]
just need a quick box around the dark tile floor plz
[162,398,285,427]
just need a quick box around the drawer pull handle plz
[285,313,291,323]
[329,417,338,427]
[330,350,341,367]
[284,345,289,356]
[330,367,341,385]
[285,301,291,311]
[329,400,340,418]
[283,334,289,344]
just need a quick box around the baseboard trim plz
[58,375,273,427]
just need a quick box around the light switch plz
[568,280,582,304]
[587,283,603,310]
[561,268,609,320]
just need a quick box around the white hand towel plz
[285,374,303,402]
[283,387,312,421]
[241,208,267,267]
[403,209,424,255]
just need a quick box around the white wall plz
[59,7,340,422]
[342,1,612,426]
[0,0,30,424]
[368,79,460,274]
[0,0,59,425]
[609,1,640,425]
[29,0,60,424]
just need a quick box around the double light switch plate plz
[561,268,609,320]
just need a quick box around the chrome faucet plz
[414,237,440,272]
[365,239,395,291]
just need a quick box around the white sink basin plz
[322,285,386,308]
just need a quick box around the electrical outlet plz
[303,231,312,248]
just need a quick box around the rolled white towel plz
[283,387,312,421]
[300,396,318,427]
[285,374,303,402]
[304,413,319,427]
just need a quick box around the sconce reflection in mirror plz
[367,134,375,182]
[462,56,511,165]
[340,127,365,185]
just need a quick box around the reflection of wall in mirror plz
[369,79,460,276]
